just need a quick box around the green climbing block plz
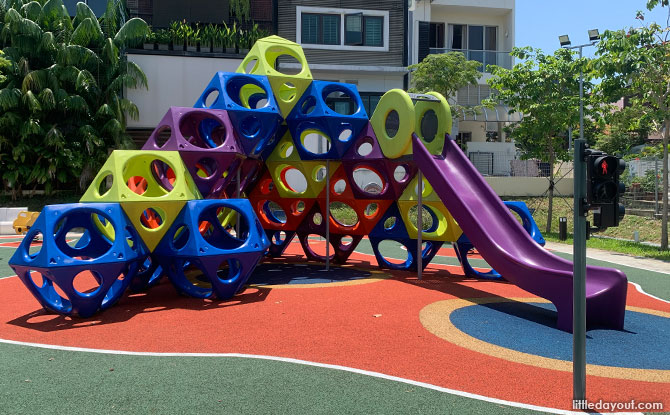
[370,89,416,159]
[237,35,313,118]
[414,92,451,156]
[80,150,202,204]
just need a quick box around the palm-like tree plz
[0,0,148,196]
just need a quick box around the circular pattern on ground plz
[420,297,670,382]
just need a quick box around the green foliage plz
[486,47,599,163]
[594,105,650,155]
[146,20,266,51]
[408,52,481,115]
[229,0,250,23]
[0,0,149,196]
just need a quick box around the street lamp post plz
[559,29,600,404]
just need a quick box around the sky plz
[515,0,670,57]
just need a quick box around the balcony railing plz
[428,48,513,71]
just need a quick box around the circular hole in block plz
[243,58,259,74]
[73,270,103,297]
[125,226,137,251]
[325,89,357,115]
[353,167,385,196]
[377,240,409,266]
[394,165,409,183]
[280,167,308,194]
[29,269,45,288]
[420,109,438,143]
[301,96,317,115]
[248,91,269,109]
[184,262,212,290]
[365,203,379,218]
[154,126,172,148]
[198,205,250,249]
[259,178,273,195]
[127,176,148,195]
[203,89,220,108]
[306,234,334,259]
[357,140,373,157]
[263,201,287,224]
[301,130,331,155]
[97,174,114,197]
[266,48,303,75]
[341,235,354,247]
[408,205,437,232]
[279,82,296,103]
[385,110,400,138]
[333,179,346,195]
[150,159,176,192]
[140,207,165,231]
[172,225,190,250]
[272,231,288,245]
[195,158,218,179]
[26,232,43,260]
[225,76,270,109]
[39,276,72,313]
[216,258,241,284]
[329,202,358,227]
[384,216,397,230]
[338,128,353,142]
[240,115,262,139]
[312,165,326,182]
[292,200,305,215]
[312,212,323,226]
[64,227,88,249]
[180,113,227,149]
[278,141,294,159]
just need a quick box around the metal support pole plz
[235,167,241,235]
[573,139,587,402]
[655,157,660,215]
[417,170,423,280]
[325,160,330,271]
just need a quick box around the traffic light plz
[586,154,626,229]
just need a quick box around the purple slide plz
[413,135,627,332]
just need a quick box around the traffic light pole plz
[573,138,587,402]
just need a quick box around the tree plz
[0,0,148,197]
[408,52,482,117]
[594,105,650,155]
[594,2,670,249]
[486,47,599,234]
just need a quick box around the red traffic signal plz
[593,156,625,179]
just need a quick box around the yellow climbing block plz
[265,160,340,199]
[370,89,415,159]
[414,92,451,156]
[121,201,186,252]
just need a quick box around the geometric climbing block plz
[286,81,368,160]
[142,107,245,199]
[413,92,451,156]
[295,203,362,264]
[224,157,264,198]
[248,170,316,231]
[341,123,418,200]
[236,35,313,118]
[153,199,270,300]
[370,89,416,159]
[194,72,283,159]
[80,150,202,203]
[8,203,148,317]
[264,229,297,258]
[397,173,462,242]
[265,160,338,199]
[120,200,187,252]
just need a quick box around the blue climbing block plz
[194,72,283,158]
[453,201,545,280]
[369,203,410,240]
[9,203,149,317]
[505,201,545,246]
[265,229,296,257]
[153,199,270,300]
[129,254,165,292]
[369,236,443,271]
[286,81,368,160]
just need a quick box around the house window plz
[360,93,383,115]
[301,13,341,45]
[448,24,498,69]
[429,23,445,49]
[297,7,389,51]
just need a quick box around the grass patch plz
[543,232,670,262]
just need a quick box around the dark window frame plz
[301,13,341,46]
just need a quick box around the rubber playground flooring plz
[0,234,669,414]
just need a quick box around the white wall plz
[486,177,574,197]
[125,53,243,129]
[310,70,405,93]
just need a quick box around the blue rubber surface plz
[450,302,670,370]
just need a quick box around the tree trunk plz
[661,119,669,250]
[545,140,555,235]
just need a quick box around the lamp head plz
[588,29,600,41]
[559,35,571,47]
